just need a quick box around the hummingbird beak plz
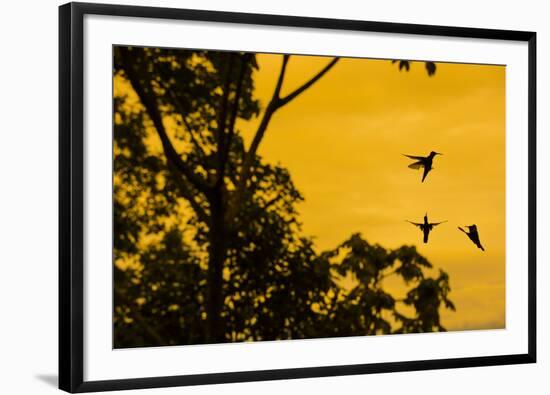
[436,152,443,156]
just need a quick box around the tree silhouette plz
[113,47,453,347]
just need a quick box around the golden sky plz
[238,54,506,331]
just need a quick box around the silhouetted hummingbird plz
[458,225,485,251]
[407,213,447,244]
[403,151,442,182]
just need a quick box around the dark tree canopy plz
[113,47,453,347]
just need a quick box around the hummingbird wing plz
[408,161,424,169]
[429,221,447,227]
[403,154,425,161]
[406,220,423,228]
[458,226,468,234]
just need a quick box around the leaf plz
[425,61,436,76]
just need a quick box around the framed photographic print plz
[59,2,537,393]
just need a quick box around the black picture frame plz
[59,2,537,393]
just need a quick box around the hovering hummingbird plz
[403,151,443,182]
[407,213,447,244]
[458,225,485,251]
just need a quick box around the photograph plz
[113,46,505,348]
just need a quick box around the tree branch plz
[122,54,210,223]
[166,161,210,225]
[276,57,339,109]
[119,50,211,195]
[151,60,208,159]
[219,53,249,184]
[244,54,289,167]
[380,267,399,280]
[228,55,339,222]
[273,55,291,99]
[215,53,235,187]
[226,55,289,222]
[252,194,283,215]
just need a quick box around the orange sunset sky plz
[236,54,505,331]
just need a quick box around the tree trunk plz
[206,191,227,343]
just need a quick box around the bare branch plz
[227,55,290,218]
[277,57,339,109]
[228,55,339,221]
[243,55,290,166]
[273,55,291,100]
[244,56,339,174]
